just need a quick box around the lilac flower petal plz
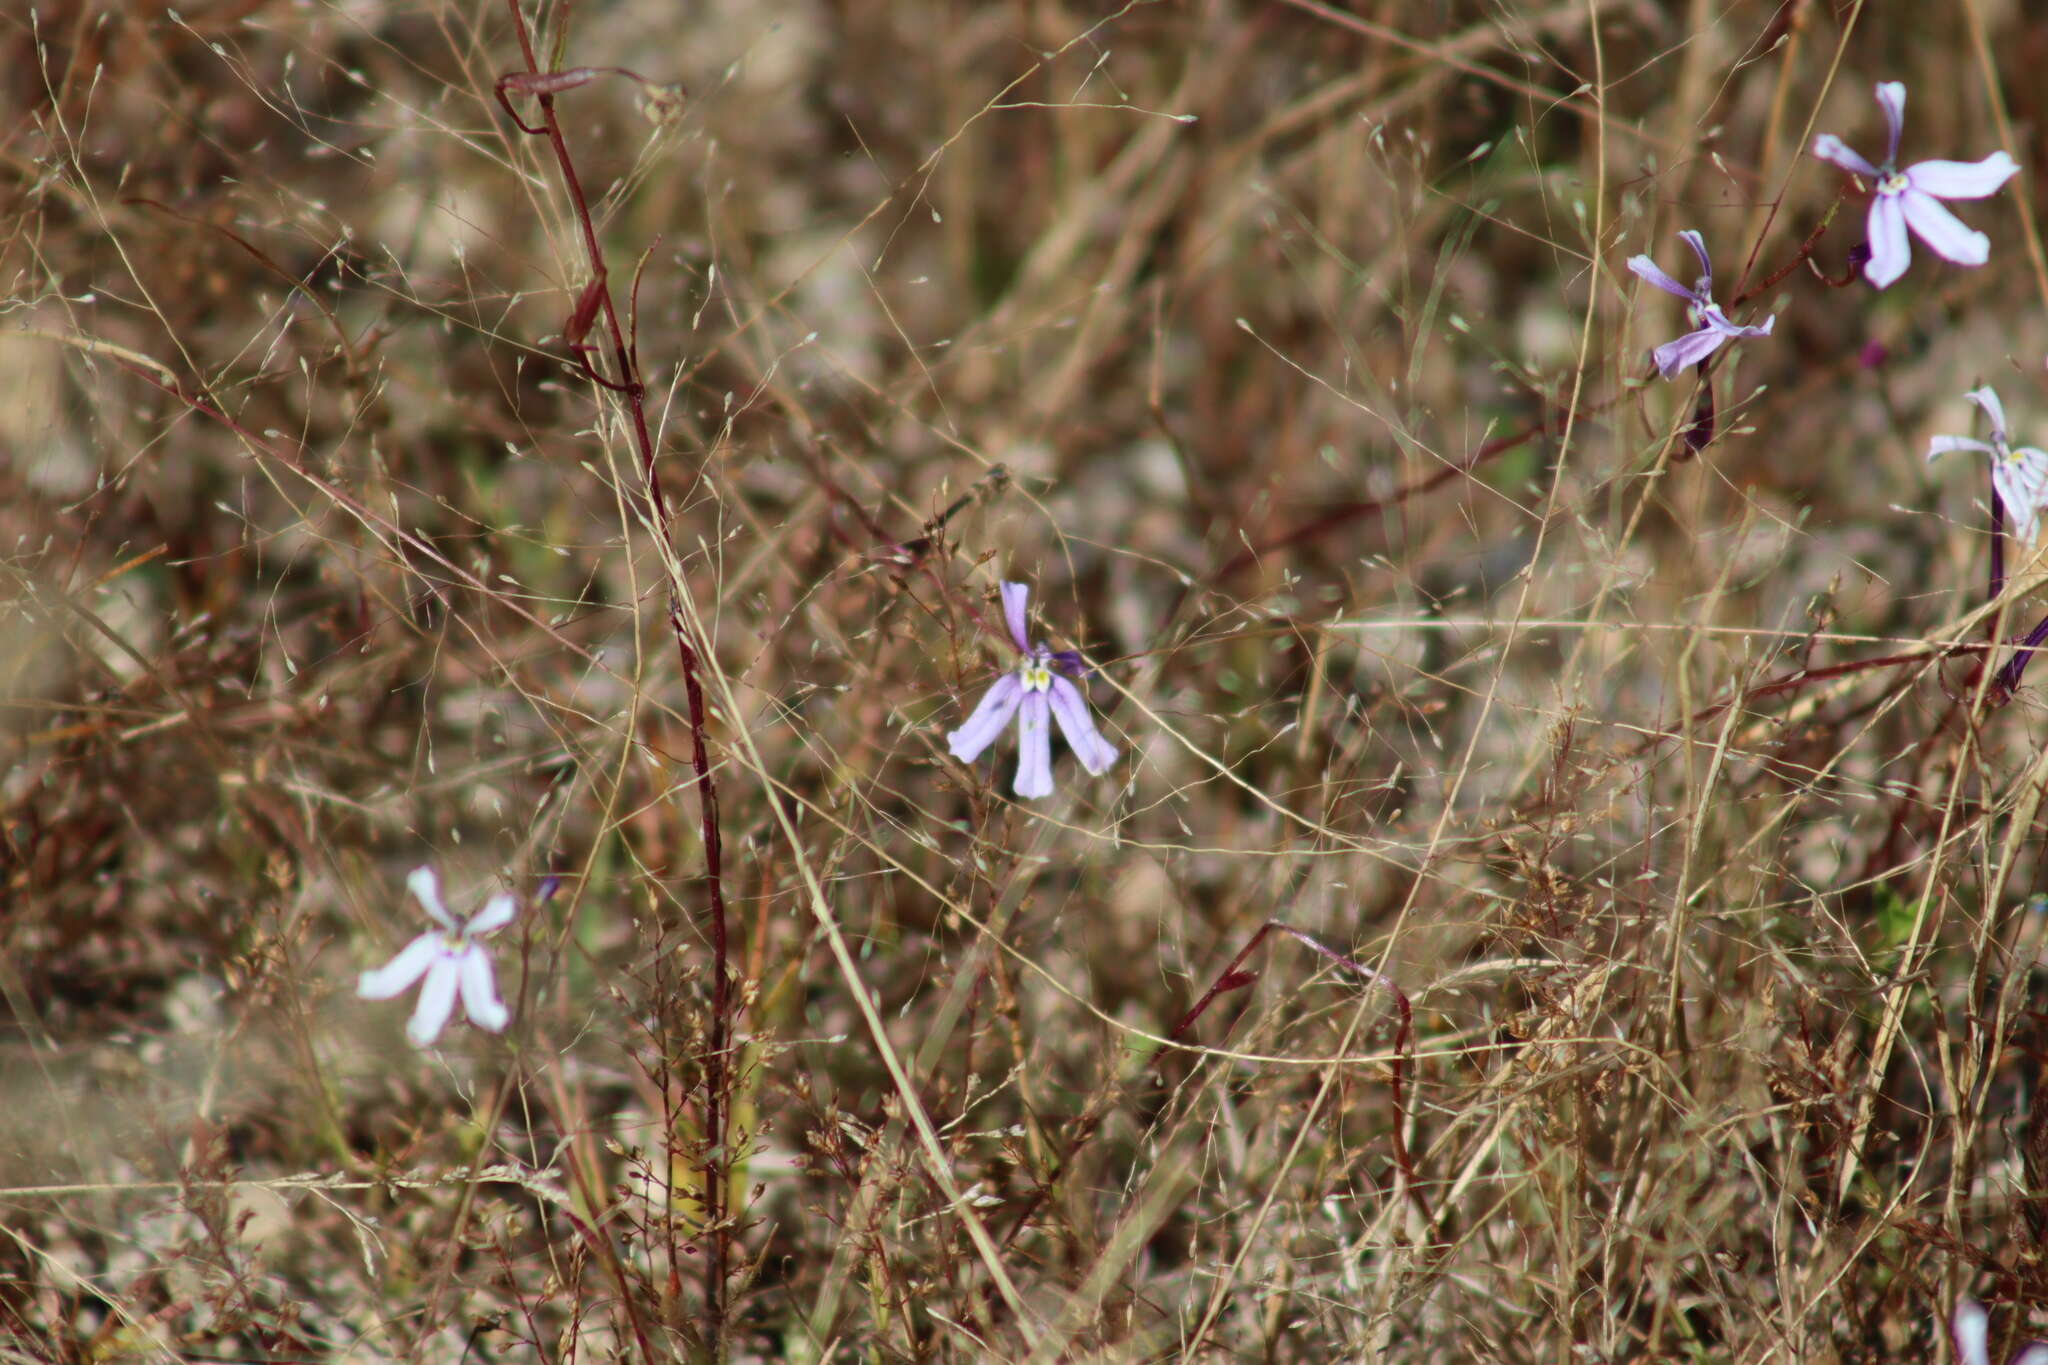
[1967,386,2010,442]
[1954,1300,1990,1365]
[1046,674,1118,776]
[1997,480,2044,546]
[1901,190,1990,267]
[1875,81,1905,164]
[1697,305,1772,340]
[1677,229,1712,285]
[947,672,1024,764]
[457,947,509,1032]
[1957,1301,2001,1365]
[358,933,443,999]
[1651,327,1731,378]
[1627,254,1697,302]
[466,893,517,937]
[1012,690,1053,799]
[1864,196,1910,289]
[1000,581,1032,653]
[1997,448,2048,543]
[1928,434,1996,461]
[1906,152,2020,199]
[407,866,457,930]
[1812,134,1878,179]
[2013,1346,2048,1365]
[406,961,461,1047]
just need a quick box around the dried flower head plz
[1813,81,2020,289]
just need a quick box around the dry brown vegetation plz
[11,0,2048,1361]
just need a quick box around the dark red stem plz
[1169,920,1425,1224]
[498,7,732,1346]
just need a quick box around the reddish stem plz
[1169,919,1426,1225]
[497,7,732,1345]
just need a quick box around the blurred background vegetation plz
[8,0,2048,1360]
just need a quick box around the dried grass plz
[6,1,2048,1360]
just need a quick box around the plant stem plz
[498,6,733,1349]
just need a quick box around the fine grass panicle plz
[12,2,2048,1361]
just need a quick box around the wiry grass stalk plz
[494,8,735,1349]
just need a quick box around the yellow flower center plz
[1021,662,1053,693]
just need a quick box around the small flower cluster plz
[1624,80,2048,692]
[355,583,1124,1051]
[360,83,2027,1078]
[1630,80,2018,379]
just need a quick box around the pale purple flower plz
[1927,386,2048,544]
[1813,81,2019,289]
[945,581,1118,799]
[357,866,515,1047]
[1626,230,1775,378]
[1954,1299,2048,1365]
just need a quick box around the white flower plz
[1954,1298,2048,1365]
[1813,81,2019,290]
[357,866,516,1047]
[1927,386,2048,544]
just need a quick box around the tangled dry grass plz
[10,0,2048,1360]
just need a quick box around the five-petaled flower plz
[946,581,1118,799]
[1813,81,2019,290]
[1927,386,2048,544]
[357,866,516,1047]
[1954,1299,2048,1365]
[1626,230,1775,378]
